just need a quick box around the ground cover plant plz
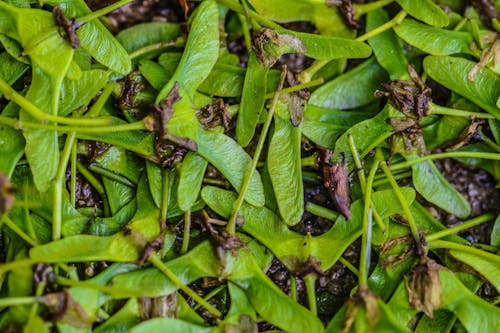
[0,0,499,332]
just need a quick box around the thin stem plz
[339,257,360,277]
[290,275,297,301]
[298,60,328,83]
[359,158,380,287]
[70,140,77,207]
[0,76,113,126]
[301,154,318,168]
[304,274,317,315]
[237,13,253,52]
[149,253,222,317]
[354,0,394,16]
[0,296,39,307]
[181,209,191,254]
[348,134,367,193]
[76,160,110,217]
[85,82,116,118]
[160,170,170,225]
[56,276,132,297]
[379,157,420,243]
[356,10,407,42]
[479,129,500,153]
[77,0,134,24]
[372,170,412,187]
[430,103,495,119]
[53,132,76,240]
[88,164,135,187]
[427,240,500,264]
[305,202,339,221]
[216,0,282,29]
[265,78,324,99]
[1,216,38,247]
[193,285,226,311]
[426,213,496,242]
[390,151,500,172]
[129,38,184,60]
[226,69,287,235]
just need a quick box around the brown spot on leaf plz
[53,6,80,49]
[405,259,442,318]
[140,293,178,319]
[197,99,231,131]
[136,227,168,266]
[342,286,380,332]
[295,256,324,278]
[319,150,351,219]
[42,290,92,328]
[119,72,147,111]
[443,119,483,150]
[327,0,360,30]
[377,65,432,120]
[0,173,15,216]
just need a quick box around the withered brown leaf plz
[320,150,351,219]
[405,259,442,318]
[53,6,80,49]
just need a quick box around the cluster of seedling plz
[0,0,499,332]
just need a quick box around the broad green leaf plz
[367,9,408,80]
[93,298,140,333]
[449,250,500,291]
[116,22,181,54]
[267,116,303,225]
[59,69,109,116]
[440,269,500,333]
[130,318,213,333]
[178,152,208,211]
[410,157,471,218]
[394,19,474,56]
[310,58,388,110]
[424,56,500,119]
[422,115,469,150]
[396,0,449,27]
[0,52,28,97]
[198,62,245,97]
[492,214,500,247]
[157,0,219,102]
[236,52,268,146]
[0,102,24,176]
[197,129,265,207]
[139,59,169,90]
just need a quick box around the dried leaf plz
[0,173,15,215]
[320,150,351,219]
[405,259,442,318]
[53,6,80,49]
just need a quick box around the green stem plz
[216,0,281,29]
[77,0,134,23]
[359,158,380,287]
[426,213,496,242]
[378,155,420,244]
[149,253,222,318]
[265,78,324,99]
[356,10,407,42]
[430,103,495,119]
[372,170,412,187]
[354,0,394,16]
[180,209,191,254]
[226,69,287,235]
[348,134,367,193]
[129,38,184,60]
[70,140,77,207]
[298,60,329,83]
[390,151,500,172]
[0,77,113,126]
[478,129,500,153]
[52,132,76,240]
[339,257,360,277]
[88,164,135,187]
[305,202,339,221]
[1,216,38,247]
[56,276,132,297]
[193,285,226,311]
[0,258,36,275]
[304,274,317,315]
[85,82,116,118]
[238,13,253,52]
[0,296,39,307]
[0,116,146,133]
[290,275,297,301]
[427,240,500,264]
[76,160,110,217]
[160,170,170,225]
[301,154,318,168]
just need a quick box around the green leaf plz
[394,19,474,56]
[197,129,265,207]
[366,9,408,80]
[396,0,449,27]
[178,152,208,211]
[130,318,213,333]
[424,56,500,119]
[198,62,245,97]
[157,0,219,102]
[410,157,471,218]
[0,52,28,97]
[440,269,500,333]
[236,52,268,147]
[449,250,500,292]
[267,116,303,225]
[492,214,500,247]
[310,58,388,110]
[116,22,181,54]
